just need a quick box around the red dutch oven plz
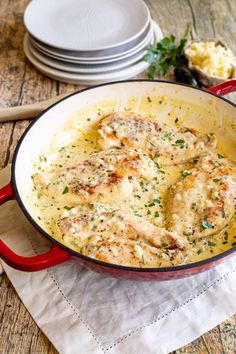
[0,80,236,280]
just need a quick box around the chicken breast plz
[33,149,156,205]
[55,203,187,267]
[166,152,236,239]
[97,111,216,165]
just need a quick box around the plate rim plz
[28,21,153,62]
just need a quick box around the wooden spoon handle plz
[0,92,71,123]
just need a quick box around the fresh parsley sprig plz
[144,24,192,79]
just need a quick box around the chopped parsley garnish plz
[161,243,168,248]
[217,154,225,159]
[207,241,216,247]
[152,198,161,205]
[175,139,185,148]
[154,211,160,217]
[200,220,214,230]
[191,202,197,210]
[64,206,72,210]
[62,186,69,194]
[147,96,152,102]
[182,170,192,177]
[221,206,225,218]
[175,118,179,123]
[213,178,222,183]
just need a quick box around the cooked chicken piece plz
[166,152,236,239]
[97,111,216,165]
[33,149,156,205]
[55,203,187,267]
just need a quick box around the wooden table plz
[0,0,236,353]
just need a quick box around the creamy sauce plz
[31,95,236,267]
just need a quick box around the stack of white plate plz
[23,0,163,85]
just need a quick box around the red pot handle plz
[208,79,236,96]
[0,183,71,271]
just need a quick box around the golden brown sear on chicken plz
[97,111,216,165]
[32,148,156,205]
[166,152,236,239]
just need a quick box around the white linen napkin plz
[0,164,236,354]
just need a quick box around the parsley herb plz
[62,186,69,194]
[144,24,191,79]
[213,178,222,182]
[175,139,185,148]
[64,206,72,210]
[217,154,225,159]
[200,220,214,231]
[207,241,216,247]
[182,170,192,177]
[161,243,169,248]
[221,206,225,218]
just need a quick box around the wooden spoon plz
[0,92,72,123]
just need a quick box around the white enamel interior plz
[14,81,236,227]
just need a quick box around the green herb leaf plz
[221,206,225,218]
[161,243,169,248]
[182,170,192,177]
[213,178,222,182]
[62,186,69,194]
[64,205,72,210]
[175,139,185,148]
[144,24,191,80]
[200,220,214,230]
[207,241,216,247]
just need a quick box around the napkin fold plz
[0,165,236,354]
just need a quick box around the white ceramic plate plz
[26,31,155,74]
[24,38,149,85]
[24,0,150,52]
[24,33,158,85]
[28,21,153,63]
[29,22,151,59]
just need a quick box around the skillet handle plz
[0,183,70,271]
[208,79,236,96]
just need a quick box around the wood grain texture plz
[0,0,235,353]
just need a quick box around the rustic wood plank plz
[202,326,225,354]
[0,273,58,354]
[175,337,209,354]
[220,315,236,354]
